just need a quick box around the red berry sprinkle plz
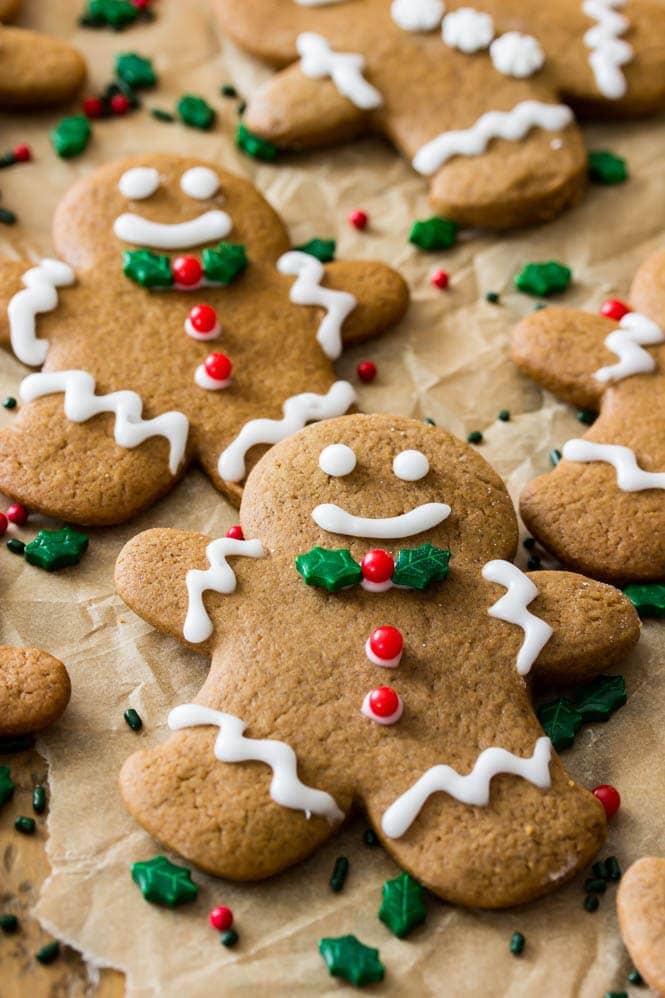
[110,94,131,116]
[369,626,403,662]
[209,905,233,932]
[189,304,218,334]
[6,502,27,526]
[368,686,400,718]
[13,144,31,163]
[361,549,394,584]
[599,298,631,321]
[349,209,368,231]
[430,269,449,290]
[592,784,621,818]
[357,360,377,383]
[204,352,232,382]
[173,256,203,287]
[0,513,7,536]
[225,525,244,540]
[82,96,104,119]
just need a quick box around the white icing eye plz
[393,449,430,481]
[181,167,220,200]
[319,444,357,477]
[118,167,160,200]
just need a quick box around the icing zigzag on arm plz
[184,537,265,643]
[296,32,383,110]
[482,560,553,675]
[593,312,665,384]
[583,0,632,99]
[277,251,357,360]
[562,440,665,490]
[8,259,75,366]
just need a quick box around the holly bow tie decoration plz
[123,243,248,289]
[295,543,452,593]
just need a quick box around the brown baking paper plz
[2,1,665,994]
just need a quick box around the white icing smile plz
[312,501,451,539]
[113,209,232,250]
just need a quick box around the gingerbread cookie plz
[0,645,70,737]
[214,0,665,230]
[115,413,639,907]
[617,857,665,994]
[0,154,408,524]
[513,249,665,582]
[0,2,86,108]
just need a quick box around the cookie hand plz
[322,260,409,348]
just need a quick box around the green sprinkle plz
[2,396,17,409]
[588,150,628,185]
[81,0,139,28]
[0,151,16,168]
[0,733,34,753]
[0,208,16,225]
[527,555,541,570]
[150,108,175,122]
[423,417,436,425]
[549,448,562,466]
[363,828,379,847]
[592,861,606,880]
[583,894,599,912]
[628,969,644,985]
[15,816,36,834]
[294,238,336,263]
[409,216,458,251]
[115,52,157,89]
[35,941,60,965]
[202,243,248,285]
[379,871,427,938]
[584,877,607,893]
[50,115,92,159]
[177,94,215,130]
[485,291,500,304]
[32,785,46,815]
[515,261,572,297]
[509,931,525,956]
[575,675,626,722]
[330,856,349,893]
[523,538,536,551]
[24,526,89,571]
[236,123,278,162]
[0,914,19,933]
[604,992,628,998]
[537,698,582,751]
[623,582,665,618]
[295,547,362,593]
[131,855,198,907]
[7,538,25,555]
[123,248,173,288]
[467,431,483,444]
[605,856,622,881]
[221,929,238,947]
[498,409,510,422]
[576,410,596,425]
[124,708,143,732]
[392,544,450,590]
[533,302,547,311]
[237,100,247,116]
[221,84,238,98]
[319,935,384,987]
[0,765,15,806]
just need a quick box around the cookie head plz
[242,412,518,562]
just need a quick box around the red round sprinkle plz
[12,144,31,163]
[368,686,400,718]
[209,905,233,932]
[357,360,377,383]
[369,626,403,662]
[6,502,27,526]
[131,0,150,7]
[0,513,7,536]
[592,784,621,818]
[599,298,630,321]
[82,96,104,119]
[430,269,449,290]
[173,256,203,287]
[349,209,368,231]
[361,549,394,584]
[189,303,217,334]
[204,352,232,382]
[110,94,131,116]
[225,525,244,540]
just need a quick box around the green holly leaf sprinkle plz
[574,675,626,722]
[122,249,174,288]
[177,94,215,130]
[50,115,92,159]
[295,547,362,593]
[115,53,157,89]
[318,935,384,987]
[514,261,572,297]
[588,150,628,185]
[378,871,427,938]
[236,123,279,162]
[624,583,665,618]
[24,526,89,572]
[537,697,582,751]
[131,855,198,907]
[82,0,139,28]
[202,243,248,285]
[294,238,336,263]
[392,544,450,590]
[0,765,15,807]
[409,216,458,252]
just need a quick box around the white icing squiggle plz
[113,210,231,250]
[296,32,383,110]
[19,370,188,475]
[594,312,664,383]
[391,0,445,32]
[583,0,632,100]
[8,259,75,366]
[168,704,344,823]
[277,251,356,360]
[184,537,264,643]
[482,560,553,676]
[218,381,356,483]
[412,100,574,176]
[562,439,665,491]
[312,501,450,539]
[381,737,552,838]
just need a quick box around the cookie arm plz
[0,259,36,351]
[324,260,409,347]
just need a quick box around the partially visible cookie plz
[0,646,71,737]
[617,857,665,994]
[0,0,21,21]
[0,6,86,109]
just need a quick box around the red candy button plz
[13,144,31,163]
[204,352,232,382]
[430,269,449,290]
[189,304,218,334]
[0,513,7,536]
[599,299,630,321]
[226,525,244,540]
[592,784,621,818]
[173,256,203,287]
[82,96,104,119]
[6,503,27,526]
[209,905,233,932]
[362,686,403,725]
[110,94,131,116]
[361,549,394,588]
[367,626,403,667]
[357,360,377,383]
[349,209,368,230]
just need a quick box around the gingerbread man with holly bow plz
[513,248,665,584]
[116,413,640,907]
[215,0,665,229]
[0,154,408,524]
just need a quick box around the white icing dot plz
[393,449,429,481]
[180,166,220,201]
[490,31,545,78]
[442,7,494,52]
[391,0,445,32]
[118,167,160,200]
[319,443,357,477]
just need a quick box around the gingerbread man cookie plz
[0,1,86,108]
[617,857,665,994]
[0,646,70,737]
[214,0,665,229]
[0,154,408,524]
[513,249,665,582]
[115,413,639,907]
